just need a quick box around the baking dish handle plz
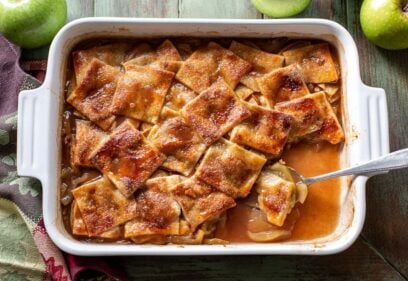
[17,86,49,182]
[360,83,390,169]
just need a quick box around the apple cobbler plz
[61,38,344,244]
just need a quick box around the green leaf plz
[0,129,9,145]
[0,214,33,266]
[10,177,41,197]
[0,171,18,183]
[0,171,41,197]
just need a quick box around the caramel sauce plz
[217,142,341,242]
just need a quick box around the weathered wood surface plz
[67,0,94,20]
[179,0,262,19]
[115,239,405,281]
[21,0,408,280]
[94,0,178,17]
[346,1,408,277]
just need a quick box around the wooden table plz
[23,1,408,280]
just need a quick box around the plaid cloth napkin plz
[0,36,128,281]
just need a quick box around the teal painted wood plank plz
[67,0,94,21]
[122,238,405,281]
[179,0,262,19]
[300,0,348,24]
[94,0,178,17]
[345,0,408,277]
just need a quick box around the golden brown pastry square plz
[67,58,120,130]
[72,43,132,84]
[176,42,251,93]
[70,200,122,239]
[229,41,284,92]
[239,72,262,92]
[275,92,344,143]
[89,120,166,197]
[181,79,251,145]
[283,43,338,83]
[124,40,182,73]
[195,138,266,198]
[124,176,183,237]
[156,39,182,61]
[111,64,174,124]
[170,177,236,231]
[164,83,197,111]
[148,108,207,176]
[230,103,292,157]
[72,177,137,235]
[218,42,253,90]
[257,64,310,107]
[70,200,88,236]
[71,120,107,167]
[234,84,254,100]
[256,169,296,227]
[229,41,284,73]
[175,44,218,93]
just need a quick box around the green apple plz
[0,0,67,49]
[360,0,408,50]
[251,0,311,18]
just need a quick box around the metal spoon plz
[288,148,408,186]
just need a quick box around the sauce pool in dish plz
[216,142,341,242]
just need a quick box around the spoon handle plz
[304,148,408,185]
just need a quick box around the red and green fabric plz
[0,36,127,281]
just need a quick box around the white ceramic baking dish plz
[17,18,389,256]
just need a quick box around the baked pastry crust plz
[275,91,344,144]
[181,79,251,145]
[229,41,284,92]
[164,82,197,111]
[70,200,88,236]
[111,64,174,124]
[124,40,182,73]
[148,108,207,176]
[70,200,122,239]
[67,58,120,130]
[230,103,292,157]
[124,175,183,237]
[283,43,338,83]
[89,120,166,197]
[257,64,310,107]
[256,168,296,227]
[234,84,254,100]
[195,138,267,198]
[72,177,137,235]
[64,39,344,244]
[171,177,236,231]
[71,120,107,167]
[176,42,252,93]
[230,41,284,73]
[72,42,132,84]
